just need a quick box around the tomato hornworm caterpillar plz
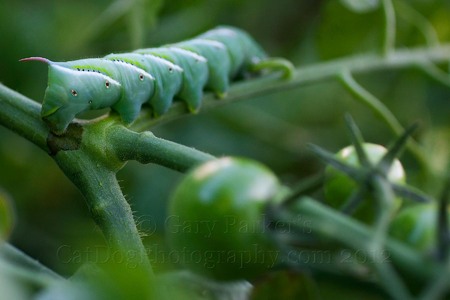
[21,26,293,134]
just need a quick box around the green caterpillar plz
[22,26,292,134]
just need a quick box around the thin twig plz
[381,0,396,56]
[419,63,450,89]
[395,1,440,48]
[337,70,430,175]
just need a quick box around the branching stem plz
[108,125,215,172]
[337,70,431,176]
[52,148,154,280]
[395,1,439,48]
[1,43,450,287]
[287,197,442,285]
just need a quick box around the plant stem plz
[369,175,411,300]
[287,197,441,285]
[419,257,450,300]
[0,243,63,286]
[419,63,450,89]
[337,70,431,176]
[0,85,154,281]
[0,84,49,152]
[381,0,396,56]
[108,125,215,172]
[395,1,440,48]
[52,149,154,279]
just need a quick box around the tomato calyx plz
[309,116,430,218]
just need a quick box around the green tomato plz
[324,143,406,223]
[390,203,446,253]
[167,157,280,281]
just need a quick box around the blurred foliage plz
[0,0,449,294]
[0,189,15,242]
[250,270,386,299]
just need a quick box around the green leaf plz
[0,191,14,242]
[340,0,380,13]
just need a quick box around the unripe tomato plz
[166,157,280,281]
[389,203,446,253]
[324,143,406,223]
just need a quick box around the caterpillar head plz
[21,57,122,134]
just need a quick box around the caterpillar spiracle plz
[21,26,293,134]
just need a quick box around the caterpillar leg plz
[249,57,295,79]
[139,55,183,116]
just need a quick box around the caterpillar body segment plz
[40,62,122,133]
[56,58,155,124]
[134,47,208,112]
[171,39,231,97]
[104,53,183,116]
[198,26,267,78]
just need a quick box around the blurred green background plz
[0,0,449,276]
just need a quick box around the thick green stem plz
[52,149,153,279]
[0,84,49,151]
[0,84,154,280]
[108,125,215,172]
